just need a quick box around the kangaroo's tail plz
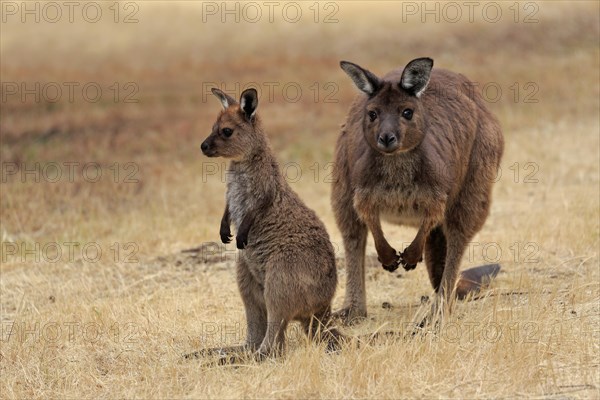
[456,263,501,299]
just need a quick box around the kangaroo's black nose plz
[378,133,397,147]
[201,142,209,152]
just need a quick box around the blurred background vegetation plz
[1,1,598,256]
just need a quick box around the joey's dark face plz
[364,85,425,155]
[201,88,260,160]
[201,107,256,159]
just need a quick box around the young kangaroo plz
[195,88,341,359]
[333,58,504,322]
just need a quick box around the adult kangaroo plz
[332,58,504,323]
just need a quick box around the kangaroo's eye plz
[368,110,378,122]
[402,109,413,120]
[222,128,233,137]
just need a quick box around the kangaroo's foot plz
[405,294,447,337]
[409,316,441,338]
[183,344,249,360]
[332,304,367,326]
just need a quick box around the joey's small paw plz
[236,235,248,250]
[220,233,232,244]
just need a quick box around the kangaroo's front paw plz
[236,234,248,250]
[220,230,233,244]
[382,258,400,272]
[400,244,423,271]
[377,248,401,272]
[399,256,417,271]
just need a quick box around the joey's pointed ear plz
[211,88,237,109]
[340,61,381,96]
[400,57,433,97]
[240,88,258,120]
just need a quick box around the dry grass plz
[1,1,599,398]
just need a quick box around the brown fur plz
[332,58,504,322]
[194,88,341,359]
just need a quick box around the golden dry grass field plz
[1,1,599,398]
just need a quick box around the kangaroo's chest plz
[226,173,268,282]
[226,173,255,230]
[371,184,427,227]
[353,160,429,227]
[380,209,423,228]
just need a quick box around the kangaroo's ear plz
[211,88,237,109]
[340,61,381,96]
[240,88,258,120]
[400,57,433,97]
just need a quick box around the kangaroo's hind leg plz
[424,225,447,291]
[332,191,369,323]
[255,263,292,358]
[256,312,288,358]
[185,258,266,360]
[302,307,345,352]
[331,147,370,324]
[237,257,268,350]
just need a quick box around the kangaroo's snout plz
[377,132,399,152]
[201,138,216,156]
[377,132,398,150]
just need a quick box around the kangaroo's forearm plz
[236,193,274,249]
[364,212,400,271]
[365,215,388,255]
[401,203,445,269]
[220,203,232,244]
[354,195,400,271]
[236,212,254,249]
